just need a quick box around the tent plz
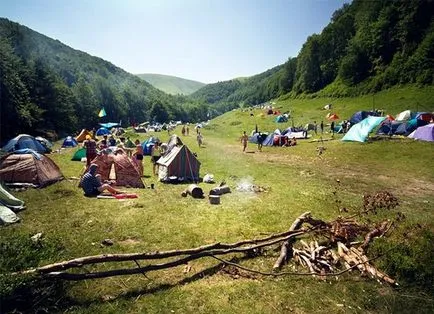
[62,136,78,148]
[0,152,64,187]
[85,152,144,188]
[141,137,160,156]
[2,134,48,154]
[274,115,288,123]
[342,116,386,142]
[96,127,110,136]
[395,118,428,136]
[262,129,281,146]
[165,134,183,155]
[75,129,91,142]
[35,136,53,150]
[71,147,86,161]
[395,110,413,121]
[408,124,434,142]
[324,104,332,110]
[157,145,200,182]
[327,114,339,121]
[349,111,378,125]
[376,121,403,135]
[414,112,434,123]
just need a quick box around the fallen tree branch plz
[273,212,311,270]
[360,220,390,251]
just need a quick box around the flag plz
[98,108,107,118]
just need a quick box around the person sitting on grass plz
[81,164,125,197]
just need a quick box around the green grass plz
[1,85,434,313]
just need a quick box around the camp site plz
[1,1,434,313]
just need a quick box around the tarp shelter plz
[157,145,200,182]
[71,147,86,161]
[0,151,64,187]
[342,116,386,142]
[327,114,339,121]
[349,111,378,125]
[62,136,78,148]
[408,124,434,142]
[75,129,91,142]
[99,122,120,129]
[141,137,160,155]
[395,110,413,121]
[96,127,110,136]
[85,152,144,188]
[2,134,48,154]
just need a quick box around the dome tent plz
[2,134,48,154]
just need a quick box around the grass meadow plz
[1,85,434,313]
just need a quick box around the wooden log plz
[209,185,231,195]
[360,220,390,251]
[186,184,204,198]
[273,212,311,270]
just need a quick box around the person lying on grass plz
[81,163,125,197]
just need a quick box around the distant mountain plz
[0,18,208,139]
[136,73,206,95]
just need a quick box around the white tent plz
[395,110,412,121]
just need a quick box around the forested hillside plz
[192,0,434,108]
[136,73,205,95]
[0,18,207,141]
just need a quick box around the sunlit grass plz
[1,86,434,313]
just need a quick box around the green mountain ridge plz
[192,0,434,111]
[136,73,205,95]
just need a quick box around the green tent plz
[71,147,86,161]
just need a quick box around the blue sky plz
[1,0,349,83]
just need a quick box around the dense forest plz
[0,18,207,141]
[192,0,434,109]
[1,0,433,141]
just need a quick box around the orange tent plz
[327,113,339,121]
[385,114,395,121]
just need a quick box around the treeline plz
[192,0,434,108]
[0,18,207,141]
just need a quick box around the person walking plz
[197,131,203,147]
[241,131,248,152]
[151,142,162,176]
[83,135,97,166]
[320,121,324,134]
[331,121,335,136]
[313,121,318,135]
[133,139,144,176]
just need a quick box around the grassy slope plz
[1,85,434,313]
[136,73,206,95]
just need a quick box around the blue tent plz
[262,129,281,146]
[2,134,48,154]
[141,137,160,155]
[395,118,428,136]
[96,127,111,136]
[275,115,288,123]
[349,111,378,125]
[62,136,78,147]
[376,121,403,135]
[342,116,386,142]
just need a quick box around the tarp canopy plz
[342,116,386,142]
[2,134,48,154]
[0,152,64,187]
[408,124,434,142]
[99,122,120,129]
